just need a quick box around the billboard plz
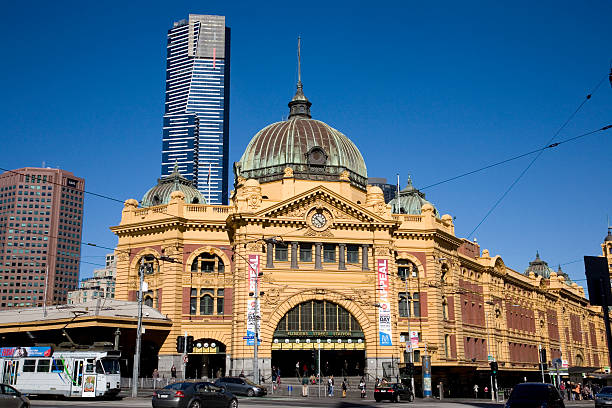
[246,254,260,346]
[0,346,53,357]
[377,259,392,346]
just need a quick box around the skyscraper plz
[161,14,231,205]
[0,167,84,309]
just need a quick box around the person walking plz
[171,365,177,379]
[342,378,347,398]
[359,377,366,399]
[328,375,335,397]
[473,384,479,398]
[302,375,309,397]
[296,361,300,378]
[152,369,159,389]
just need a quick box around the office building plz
[0,167,84,309]
[368,177,397,203]
[67,253,116,304]
[161,14,231,205]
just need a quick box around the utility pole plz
[403,269,415,394]
[183,332,188,379]
[253,269,260,384]
[539,344,545,383]
[131,262,144,398]
[317,342,321,398]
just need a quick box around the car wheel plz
[247,389,254,397]
[228,398,238,408]
[375,397,381,402]
[189,400,202,408]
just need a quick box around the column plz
[361,244,369,271]
[315,243,322,270]
[338,244,346,270]
[266,242,274,268]
[291,242,298,269]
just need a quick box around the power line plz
[467,73,610,239]
[419,125,611,191]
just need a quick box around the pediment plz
[254,186,388,225]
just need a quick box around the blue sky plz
[1,1,610,287]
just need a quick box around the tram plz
[0,346,121,398]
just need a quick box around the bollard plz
[288,385,293,396]
[439,382,444,400]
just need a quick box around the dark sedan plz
[505,383,564,408]
[374,382,414,403]
[596,386,612,408]
[0,384,30,408]
[152,381,238,408]
[214,377,267,397]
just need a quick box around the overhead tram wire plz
[467,72,611,239]
[419,124,611,191]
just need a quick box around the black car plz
[152,381,238,408]
[595,386,612,408]
[505,383,564,408]
[374,382,414,403]
[214,377,267,397]
[0,384,30,408]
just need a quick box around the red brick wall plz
[407,252,427,277]
[547,309,560,341]
[450,335,457,358]
[182,287,191,315]
[128,290,137,301]
[224,288,233,316]
[420,292,428,317]
[570,314,581,342]
[448,296,455,321]
[590,323,597,348]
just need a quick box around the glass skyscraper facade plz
[162,14,230,204]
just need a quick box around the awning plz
[567,366,599,374]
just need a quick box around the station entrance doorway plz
[271,300,365,379]
[186,339,226,379]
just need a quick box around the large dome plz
[235,80,368,189]
[141,164,205,207]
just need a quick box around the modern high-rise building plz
[0,167,84,309]
[67,253,116,304]
[161,14,231,205]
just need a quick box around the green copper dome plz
[524,251,555,279]
[235,81,368,189]
[141,164,205,207]
[388,177,439,216]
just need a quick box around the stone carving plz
[247,194,262,209]
[373,202,387,216]
[245,242,262,252]
[285,206,307,218]
[117,252,129,262]
[350,289,370,306]
[304,227,334,237]
[374,246,391,257]
[339,170,350,181]
[263,288,281,305]
[284,167,294,178]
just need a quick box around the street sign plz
[562,360,569,368]
[183,355,188,363]
[488,355,493,362]
[243,336,254,340]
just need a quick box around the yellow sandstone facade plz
[111,80,608,395]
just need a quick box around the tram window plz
[299,244,312,262]
[346,245,359,264]
[22,359,36,372]
[101,359,120,374]
[96,360,104,374]
[52,359,64,372]
[36,359,51,372]
[85,359,95,374]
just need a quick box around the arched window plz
[200,289,214,315]
[442,296,448,320]
[275,301,362,334]
[144,295,154,307]
[191,252,225,273]
[397,260,418,280]
[139,254,158,275]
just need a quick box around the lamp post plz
[484,300,496,401]
[402,268,415,395]
[131,261,145,398]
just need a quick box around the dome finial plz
[288,36,312,119]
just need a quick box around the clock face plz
[311,212,327,228]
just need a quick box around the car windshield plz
[164,382,193,391]
[600,387,612,394]
[101,358,120,374]
[509,385,548,402]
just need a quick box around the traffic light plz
[490,361,498,376]
[176,336,185,353]
[186,336,194,353]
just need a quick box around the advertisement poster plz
[0,346,53,357]
[410,330,419,348]
[246,254,260,346]
[82,375,96,397]
[377,259,392,346]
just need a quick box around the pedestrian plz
[342,378,347,398]
[296,361,300,378]
[153,368,159,389]
[560,381,565,399]
[303,363,308,377]
[484,386,488,396]
[171,364,177,379]
[239,370,245,378]
[302,374,309,397]
[473,383,479,398]
[359,377,366,399]
[566,382,571,400]
[310,374,315,385]
[328,375,335,397]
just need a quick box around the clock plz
[311,212,327,228]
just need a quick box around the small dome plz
[605,228,612,242]
[524,251,555,280]
[141,163,205,207]
[389,177,439,216]
[555,265,572,285]
[236,79,367,189]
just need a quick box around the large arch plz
[128,248,162,280]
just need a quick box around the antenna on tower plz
[297,36,302,86]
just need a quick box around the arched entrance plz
[271,300,365,379]
[186,339,226,379]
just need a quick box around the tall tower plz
[161,14,231,205]
[0,167,84,309]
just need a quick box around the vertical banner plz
[422,355,432,397]
[377,259,393,346]
[410,330,419,348]
[246,255,260,346]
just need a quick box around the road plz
[28,394,596,408]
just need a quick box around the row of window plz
[274,243,360,263]
[276,301,362,332]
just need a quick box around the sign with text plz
[377,259,392,346]
[246,254,260,346]
[0,347,53,357]
[410,330,419,348]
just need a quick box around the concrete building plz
[0,167,84,309]
[112,75,608,395]
[67,253,116,304]
[161,14,231,205]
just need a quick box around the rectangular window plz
[200,288,214,315]
[287,307,299,330]
[338,307,350,330]
[346,245,359,263]
[216,289,224,315]
[323,244,336,263]
[190,288,197,315]
[313,301,325,330]
[37,359,51,372]
[23,359,36,372]
[300,302,312,330]
[413,292,420,317]
[399,293,410,317]
[326,302,337,330]
[274,245,288,262]
[299,243,312,262]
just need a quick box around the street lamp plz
[484,300,497,401]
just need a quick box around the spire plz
[288,36,312,119]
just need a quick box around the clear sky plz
[1,1,610,288]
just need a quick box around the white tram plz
[0,346,121,398]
